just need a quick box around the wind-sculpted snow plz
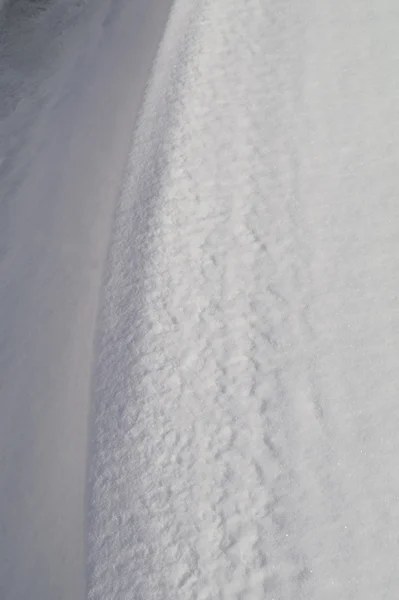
[88,0,399,599]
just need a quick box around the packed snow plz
[0,0,172,599]
[1,0,399,599]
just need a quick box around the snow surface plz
[0,1,172,599]
[87,0,399,599]
[1,0,399,598]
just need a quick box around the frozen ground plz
[1,0,399,599]
[87,0,399,599]
[0,0,172,599]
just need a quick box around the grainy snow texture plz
[0,1,172,599]
[1,0,399,597]
[88,0,399,599]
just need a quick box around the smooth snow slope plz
[0,1,173,599]
[88,0,399,598]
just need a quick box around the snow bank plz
[88,0,399,598]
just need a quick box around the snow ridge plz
[88,0,399,598]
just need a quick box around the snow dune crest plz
[88,1,318,597]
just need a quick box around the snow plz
[0,1,172,599]
[87,0,399,599]
[1,0,399,598]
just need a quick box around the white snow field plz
[87,0,399,599]
[0,0,173,599]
